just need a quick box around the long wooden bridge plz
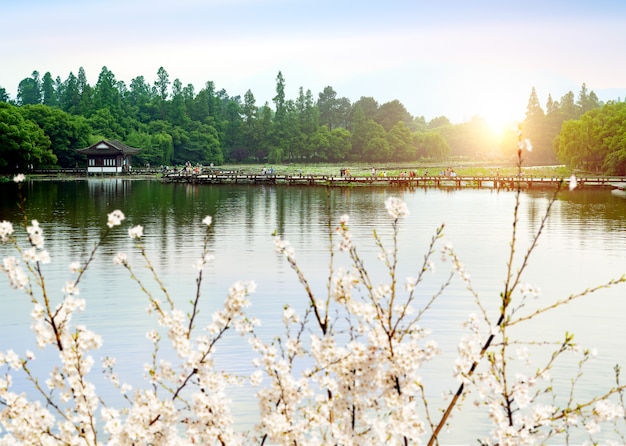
[24,168,626,190]
[162,171,626,189]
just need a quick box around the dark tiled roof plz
[76,140,141,156]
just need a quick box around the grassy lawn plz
[218,161,573,178]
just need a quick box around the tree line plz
[0,66,622,173]
[1,67,450,171]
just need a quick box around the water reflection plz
[1,180,626,442]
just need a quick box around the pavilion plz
[76,140,141,174]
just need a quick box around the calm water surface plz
[1,178,626,443]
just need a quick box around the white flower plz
[13,174,25,183]
[128,225,143,239]
[282,305,299,324]
[592,399,624,422]
[202,215,212,226]
[250,370,263,386]
[5,350,22,369]
[384,197,409,219]
[520,283,541,299]
[426,260,435,273]
[107,210,125,228]
[146,330,160,342]
[113,252,127,265]
[69,261,81,273]
[2,256,29,289]
[27,220,44,249]
[102,356,116,368]
[404,276,418,292]
[62,281,79,295]
[23,247,37,263]
[35,250,50,264]
[584,420,600,434]
[192,259,204,270]
[274,235,295,259]
[0,221,14,242]
[518,138,533,152]
[516,346,530,362]
[569,174,578,191]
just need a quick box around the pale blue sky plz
[2,0,626,127]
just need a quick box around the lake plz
[1,178,626,443]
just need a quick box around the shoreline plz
[4,172,625,190]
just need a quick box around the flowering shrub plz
[2,151,626,445]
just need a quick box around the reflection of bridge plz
[163,172,626,189]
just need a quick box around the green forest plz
[1,66,626,174]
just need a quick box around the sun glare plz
[478,89,525,138]
[460,68,528,138]
[484,112,521,138]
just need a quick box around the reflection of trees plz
[525,189,626,241]
[556,190,626,224]
[4,181,624,275]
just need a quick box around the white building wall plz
[87,166,121,174]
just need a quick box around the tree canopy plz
[556,101,626,175]
[521,83,604,166]
[0,66,619,172]
[0,103,57,170]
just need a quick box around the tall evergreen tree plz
[257,103,273,161]
[317,86,338,130]
[182,83,195,120]
[558,91,578,121]
[273,71,286,123]
[577,83,601,114]
[296,87,318,136]
[41,72,57,107]
[545,93,558,115]
[17,71,42,105]
[293,87,318,159]
[76,67,93,115]
[189,88,211,124]
[204,81,218,118]
[58,72,79,113]
[235,89,260,161]
[242,89,257,124]
[93,66,121,112]
[525,87,545,121]
[271,71,287,155]
[127,75,154,122]
[154,66,170,119]
[169,78,187,126]
[0,86,9,103]
[221,95,243,159]
[523,87,553,164]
